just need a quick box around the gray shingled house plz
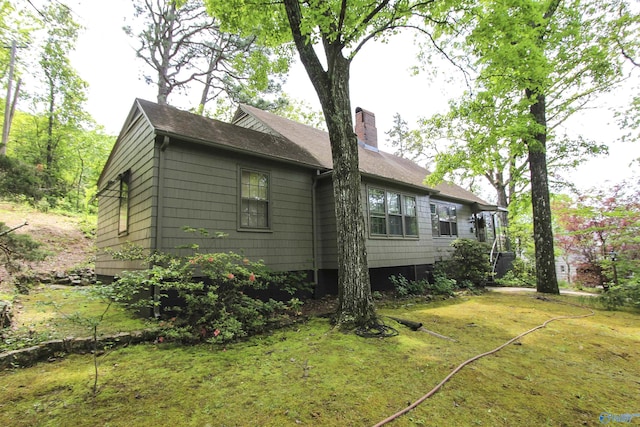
[95,99,507,295]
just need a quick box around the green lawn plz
[2,285,149,353]
[1,291,638,426]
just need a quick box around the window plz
[367,187,418,237]
[240,169,269,229]
[118,171,130,234]
[430,202,458,237]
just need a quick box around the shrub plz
[575,262,604,288]
[389,273,456,297]
[430,272,456,296]
[0,156,44,202]
[440,239,492,287]
[494,258,536,288]
[598,279,640,310]
[0,222,47,275]
[108,245,311,343]
[389,274,429,297]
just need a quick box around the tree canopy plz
[398,0,640,294]
[1,0,114,211]
[124,0,290,113]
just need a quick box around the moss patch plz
[1,293,638,426]
[2,285,148,352]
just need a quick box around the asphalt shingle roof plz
[137,99,325,169]
[130,99,492,206]
[236,104,492,205]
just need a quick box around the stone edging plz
[0,329,160,370]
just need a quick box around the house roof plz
[235,104,493,206]
[135,99,326,169]
[101,98,494,209]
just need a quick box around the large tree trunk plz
[322,68,375,327]
[284,0,376,328]
[527,90,559,294]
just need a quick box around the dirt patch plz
[0,202,95,292]
[300,296,338,317]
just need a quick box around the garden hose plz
[372,297,595,426]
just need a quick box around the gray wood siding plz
[429,199,475,262]
[96,113,157,277]
[233,114,276,135]
[156,141,314,272]
[314,179,338,269]
[363,183,437,268]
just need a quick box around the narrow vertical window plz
[118,171,130,234]
[404,196,418,236]
[387,192,402,236]
[240,169,270,229]
[430,203,440,236]
[368,188,386,235]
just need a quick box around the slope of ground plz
[0,201,95,293]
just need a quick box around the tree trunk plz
[46,79,56,188]
[323,80,376,327]
[527,90,559,294]
[283,0,376,328]
[1,40,17,156]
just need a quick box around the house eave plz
[360,172,440,195]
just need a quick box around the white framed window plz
[118,170,130,234]
[239,168,270,229]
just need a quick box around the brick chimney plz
[355,107,378,150]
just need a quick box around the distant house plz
[95,99,507,296]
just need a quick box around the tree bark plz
[283,0,376,328]
[527,90,559,294]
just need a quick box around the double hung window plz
[240,169,270,229]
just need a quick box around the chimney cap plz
[355,106,374,115]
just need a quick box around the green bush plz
[0,222,47,275]
[0,156,44,202]
[598,279,640,310]
[494,257,536,288]
[430,272,456,296]
[440,239,492,287]
[108,245,311,343]
[389,273,456,297]
[389,274,429,297]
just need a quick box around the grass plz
[1,291,639,426]
[2,285,149,352]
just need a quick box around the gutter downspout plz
[153,135,171,317]
[311,171,319,289]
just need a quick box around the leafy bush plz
[494,257,536,287]
[598,279,640,310]
[0,156,44,202]
[575,262,604,288]
[0,222,47,275]
[439,239,492,287]
[389,273,456,297]
[430,272,456,296]
[389,274,429,297]
[108,244,311,343]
